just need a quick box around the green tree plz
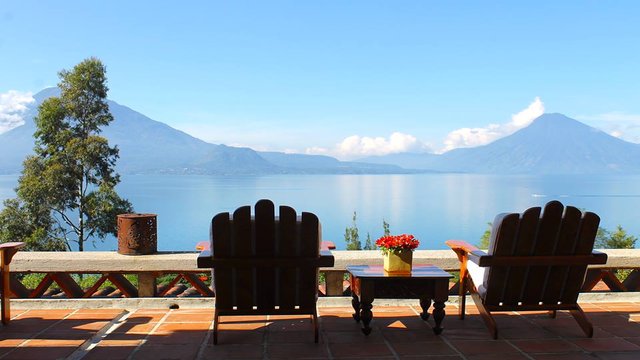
[0,58,133,251]
[363,232,375,250]
[0,198,66,250]
[595,225,636,282]
[478,222,492,249]
[383,219,391,236]
[595,225,636,249]
[344,211,361,250]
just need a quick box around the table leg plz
[351,294,361,322]
[360,300,373,335]
[433,300,445,334]
[419,297,432,321]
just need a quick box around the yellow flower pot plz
[383,250,413,274]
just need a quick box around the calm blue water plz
[1,174,639,251]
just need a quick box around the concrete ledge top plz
[10,291,640,310]
[10,248,639,273]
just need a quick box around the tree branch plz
[51,207,80,234]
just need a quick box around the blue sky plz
[1,1,639,159]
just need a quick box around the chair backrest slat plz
[299,212,320,310]
[233,206,254,310]
[212,212,233,309]
[278,205,299,310]
[255,200,276,311]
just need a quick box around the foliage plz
[595,225,637,249]
[344,213,393,250]
[375,234,419,254]
[595,224,637,283]
[0,199,66,250]
[478,222,492,249]
[344,211,361,250]
[0,58,133,251]
[383,219,390,236]
[363,232,375,250]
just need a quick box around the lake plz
[1,174,639,251]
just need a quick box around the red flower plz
[375,234,419,253]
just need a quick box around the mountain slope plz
[0,88,276,175]
[434,113,640,174]
[356,113,640,174]
[0,88,406,175]
[103,101,275,174]
[259,151,408,173]
[0,89,56,174]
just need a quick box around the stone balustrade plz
[9,249,640,298]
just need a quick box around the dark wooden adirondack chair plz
[197,199,335,344]
[1,242,25,325]
[446,201,607,339]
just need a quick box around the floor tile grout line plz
[0,308,80,360]
[504,338,536,360]
[378,320,401,360]
[264,314,270,360]
[65,309,131,360]
[318,309,334,360]
[195,310,215,360]
[125,309,173,360]
[409,304,468,360]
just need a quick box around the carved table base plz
[347,265,452,336]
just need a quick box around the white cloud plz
[0,90,34,134]
[440,97,545,153]
[306,132,432,160]
[575,111,640,144]
[610,130,624,138]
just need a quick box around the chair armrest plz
[0,242,26,265]
[446,239,489,266]
[591,250,608,265]
[321,241,336,250]
[0,242,26,250]
[197,250,213,268]
[467,249,490,266]
[445,240,479,253]
[319,249,335,267]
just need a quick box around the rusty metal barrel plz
[117,214,157,255]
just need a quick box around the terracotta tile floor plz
[1,302,639,359]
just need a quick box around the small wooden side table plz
[347,264,452,335]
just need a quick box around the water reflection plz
[0,174,639,251]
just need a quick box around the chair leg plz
[1,269,9,325]
[312,310,319,343]
[470,293,498,339]
[569,305,594,338]
[213,309,219,345]
[459,273,467,320]
[0,298,6,325]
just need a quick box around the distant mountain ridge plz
[0,88,406,175]
[361,113,640,174]
[3,89,639,175]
